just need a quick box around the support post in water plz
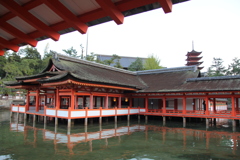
[16,112,19,122]
[232,119,236,132]
[183,117,186,128]
[206,118,209,129]
[145,115,148,124]
[85,118,88,126]
[55,117,58,126]
[68,119,71,129]
[163,116,166,126]
[33,114,36,127]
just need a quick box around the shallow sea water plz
[0,110,240,160]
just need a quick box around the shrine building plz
[5,53,240,127]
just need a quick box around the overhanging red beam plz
[0,0,60,41]
[0,37,19,52]
[96,0,124,25]
[43,0,88,34]
[0,19,38,47]
[158,0,172,13]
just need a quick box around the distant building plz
[185,49,204,70]
[96,54,147,70]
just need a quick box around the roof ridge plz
[187,75,240,82]
[96,54,147,59]
[136,66,197,75]
[53,53,137,75]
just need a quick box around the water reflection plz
[1,111,240,160]
[8,121,240,159]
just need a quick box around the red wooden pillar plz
[232,95,236,116]
[236,98,239,112]
[118,96,121,108]
[174,99,178,111]
[205,97,209,115]
[105,95,109,109]
[70,88,75,110]
[36,90,39,112]
[162,97,166,113]
[56,88,59,109]
[89,94,93,109]
[182,96,186,114]
[213,98,216,113]
[145,97,148,112]
[129,98,132,108]
[26,90,29,111]
[192,99,196,111]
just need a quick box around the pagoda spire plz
[185,43,204,70]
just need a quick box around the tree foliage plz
[144,54,164,70]
[128,58,144,71]
[62,47,79,58]
[206,58,226,77]
[226,57,240,76]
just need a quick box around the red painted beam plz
[0,49,4,56]
[0,0,60,41]
[0,37,19,52]
[0,19,38,47]
[158,0,172,13]
[96,0,124,25]
[43,0,88,34]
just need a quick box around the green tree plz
[85,52,96,61]
[206,58,226,77]
[144,54,163,70]
[62,47,80,58]
[0,53,7,79]
[129,58,144,71]
[226,57,240,75]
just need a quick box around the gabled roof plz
[40,53,146,90]
[178,75,240,92]
[138,66,200,93]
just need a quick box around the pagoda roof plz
[186,61,203,66]
[186,56,202,61]
[186,50,202,56]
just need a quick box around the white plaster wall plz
[19,107,25,112]
[46,109,56,116]
[117,109,128,115]
[88,110,100,116]
[57,110,68,117]
[130,109,139,114]
[140,109,146,112]
[102,110,115,116]
[71,111,86,117]
[12,106,18,111]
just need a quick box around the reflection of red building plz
[186,49,203,70]
[5,53,240,126]
[10,123,239,156]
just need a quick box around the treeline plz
[0,45,163,94]
[206,57,240,76]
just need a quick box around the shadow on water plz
[1,111,240,160]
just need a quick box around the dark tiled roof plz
[138,69,200,93]
[43,54,146,89]
[15,71,64,80]
[179,76,240,92]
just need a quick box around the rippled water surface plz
[0,110,240,160]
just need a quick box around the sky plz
[34,0,240,72]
